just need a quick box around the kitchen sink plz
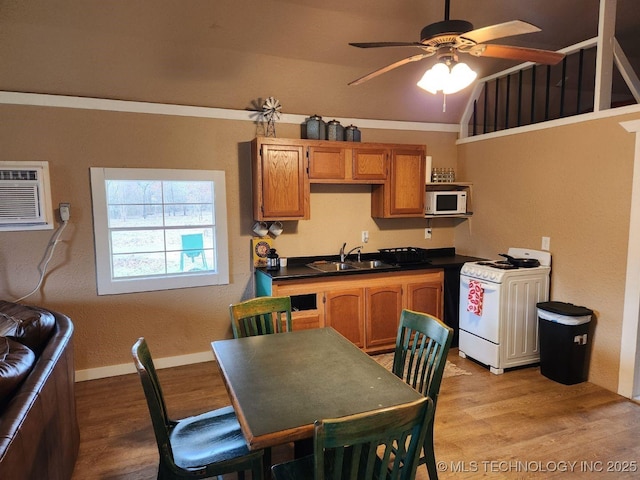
[306,262,357,272]
[306,259,395,273]
[348,260,389,269]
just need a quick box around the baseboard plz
[75,350,215,382]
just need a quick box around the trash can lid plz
[536,301,593,317]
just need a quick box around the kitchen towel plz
[467,279,484,316]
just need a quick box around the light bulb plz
[417,61,477,95]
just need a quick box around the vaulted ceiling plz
[1,0,638,124]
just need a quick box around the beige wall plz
[455,113,640,392]
[0,103,457,373]
[2,100,638,393]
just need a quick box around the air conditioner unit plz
[0,161,54,231]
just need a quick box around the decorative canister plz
[305,115,325,140]
[326,119,344,141]
[345,125,361,142]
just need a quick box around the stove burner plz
[477,261,519,270]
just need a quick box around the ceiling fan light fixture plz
[417,60,477,95]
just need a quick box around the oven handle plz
[460,276,500,292]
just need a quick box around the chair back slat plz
[229,296,293,338]
[314,397,434,480]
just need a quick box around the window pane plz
[112,252,167,277]
[164,204,214,226]
[111,229,166,255]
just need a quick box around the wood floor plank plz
[71,348,640,480]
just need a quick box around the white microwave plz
[425,190,467,215]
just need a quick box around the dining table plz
[211,327,422,453]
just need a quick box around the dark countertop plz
[256,247,486,282]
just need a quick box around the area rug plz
[372,352,471,378]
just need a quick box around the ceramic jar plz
[345,125,361,142]
[326,119,344,141]
[305,115,325,140]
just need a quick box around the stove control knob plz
[489,272,497,281]
[482,271,489,279]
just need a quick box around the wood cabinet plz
[365,284,403,349]
[308,143,387,183]
[325,288,365,347]
[252,137,426,220]
[371,146,427,218]
[405,279,443,317]
[262,280,323,332]
[258,269,443,353]
[252,138,310,220]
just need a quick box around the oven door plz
[459,275,501,343]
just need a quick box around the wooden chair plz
[392,309,454,480]
[131,338,264,480]
[271,396,434,480]
[229,296,293,338]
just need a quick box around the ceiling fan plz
[348,0,565,88]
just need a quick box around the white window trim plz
[90,167,229,295]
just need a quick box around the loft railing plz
[460,37,640,138]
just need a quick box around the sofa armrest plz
[0,310,79,480]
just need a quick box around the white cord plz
[12,220,68,303]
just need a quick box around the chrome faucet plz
[340,243,363,262]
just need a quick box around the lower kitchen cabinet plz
[366,284,404,350]
[325,288,365,347]
[406,281,442,316]
[259,270,443,353]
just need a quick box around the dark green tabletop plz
[211,327,421,450]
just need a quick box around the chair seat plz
[170,405,253,470]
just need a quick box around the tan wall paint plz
[455,113,640,392]
[0,103,457,371]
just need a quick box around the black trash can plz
[537,301,593,385]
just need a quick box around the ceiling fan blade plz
[461,20,541,44]
[348,53,433,86]
[350,41,425,49]
[470,44,565,65]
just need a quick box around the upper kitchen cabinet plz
[308,143,387,183]
[252,137,310,220]
[371,146,426,218]
[252,137,426,220]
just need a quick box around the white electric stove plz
[458,248,551,374]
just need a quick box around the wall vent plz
[0,161,54,231]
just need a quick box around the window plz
[90,168,229,295]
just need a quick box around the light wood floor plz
[72,348,640,479]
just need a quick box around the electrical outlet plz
[361,231,369,243]
[541,236,550,251]
[59,203,70,222]
[425,228,432,239]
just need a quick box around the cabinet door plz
[406,281,443,319]
[259,143,309,219]
[325,288,365,348]
[388,148,426,215]
[371,146,426,218]
[352,147,387,181]
[308,145,346,180]
[365,285,403,351]
[291,312,322,331]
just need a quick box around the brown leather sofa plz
[0,301,79,480]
